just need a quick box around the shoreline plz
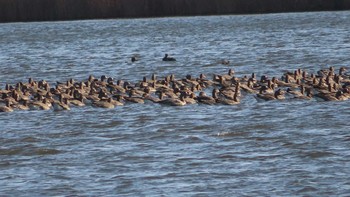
[1,0,350,23]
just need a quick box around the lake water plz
[1,11,350,196]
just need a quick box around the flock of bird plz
[1,66,350,112]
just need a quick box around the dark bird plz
[162,54,176,61]
[131,56,137,62]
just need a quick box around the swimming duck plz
[107,80,126,94]
[240,78,258,94]
[52,95,70,111]
[286,85,304,97]
[213,88,240,105]
[124,89,144,104]
[256,87,285,101]
[317,66,335,78]
[335,90,348,101]
[157,92,186,106]
[314,91,337,101]
[218,69,235,82]
[92,97,115,109]
[69,92,85,107]
[0,100,13,112]
[14,99,29,110]
[112,95,125,106]
[142,87,160,103]
[29,97,51,110]
[131,56,138,62]
[182,92,197,104]
[196,73,215,87]
[196,91,216,105]
[162,54,176,61]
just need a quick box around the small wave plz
[20,137,40,143]
[0,147,61,156]
[33,148,61,155]
[216,131,247,137]
[302,151,335,159]
[297,186,318,193]
[0,148,22,155]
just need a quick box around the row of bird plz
[1,66,350,112]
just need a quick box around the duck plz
[273,76,299,88]
[69,93,85,107]
[294,87,313,100]
[107,80,126,94]
[286,85,304,97]
[29,95,51,110]
[219,59,230,65]
[157,92,186,106]
[256,87,285,101]
[92,97,115,109]
[335,90,348,101]
[123,89,144,104]
[111,95,125,106]
[215,69,235,83]
[52,95,70,111]
[162,54,176,61]
[213,88,240,105]
[240,78,258,94]
[196,91,216,105]
[0,100,13,112]
[196,73,215,87]
[131,56,138,62]
[14,99,30,110]
[317,66,335,78]
[142,87,160,103]
[182,92,197,104]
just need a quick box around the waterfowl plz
[69,93,85,107]
[196,73,215,87]
[124,89,144,104]
[182,92,197,104]
[257,87,285,101]
[216,69,235,82]
[294,87,313,100]
[180,75,199,88]
[0,100,13,112]
[219,59,230,65]
[196,91,216,105]
[220,82,241,100]
[85,88,101,103]
[314,92,338,101]
[313,77,329,90]
[14,99,29,110]
[162,54,176,61]
[30,98,51,110]
[135,76,149,88]
[274,76,299,88]
[107,80,126,94]
[92,97,115,109]
[142,88,160,103]
[314,84,338,101]
[240,78,258,94]
[157,92,186,106]
[286,86,304,97]
[52,95,70,111]
[131,56,138,62]
[112,95,125,106]
[335,90,348,101]
[213,88,240,105]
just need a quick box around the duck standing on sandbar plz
[162,54,176,61]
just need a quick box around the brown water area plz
[1,0,350,23]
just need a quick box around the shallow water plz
[1,11,350,196]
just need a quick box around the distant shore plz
[1,0,350,23]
